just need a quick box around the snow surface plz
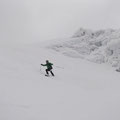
[51,28,120,68]
[1,39,120,120]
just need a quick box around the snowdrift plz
[50,28,120,68]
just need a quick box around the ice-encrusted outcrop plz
[50,28,120,67]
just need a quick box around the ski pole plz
[54,65,64,69]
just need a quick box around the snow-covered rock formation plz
[51,28,120,68]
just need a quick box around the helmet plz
[46,60,49,63]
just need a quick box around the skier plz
[41,60,54,76]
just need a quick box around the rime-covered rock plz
[51,28,120,68]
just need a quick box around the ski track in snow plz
[0,42,120,120]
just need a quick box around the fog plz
[0,0,120,43]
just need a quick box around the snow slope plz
[51,28,120,68]
[0,40,120,120]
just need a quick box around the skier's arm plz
[50,63,53,65]
[41,64,47,66]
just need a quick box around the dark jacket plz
[41,62,53,69]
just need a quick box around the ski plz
[116,69,120,72]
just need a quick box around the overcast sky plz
[0,0,120,43]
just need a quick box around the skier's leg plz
[46,69,49,75]
[50,70,54,76]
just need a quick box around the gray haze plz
[0,0,120,43]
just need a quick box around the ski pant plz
[46,68,54,76]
